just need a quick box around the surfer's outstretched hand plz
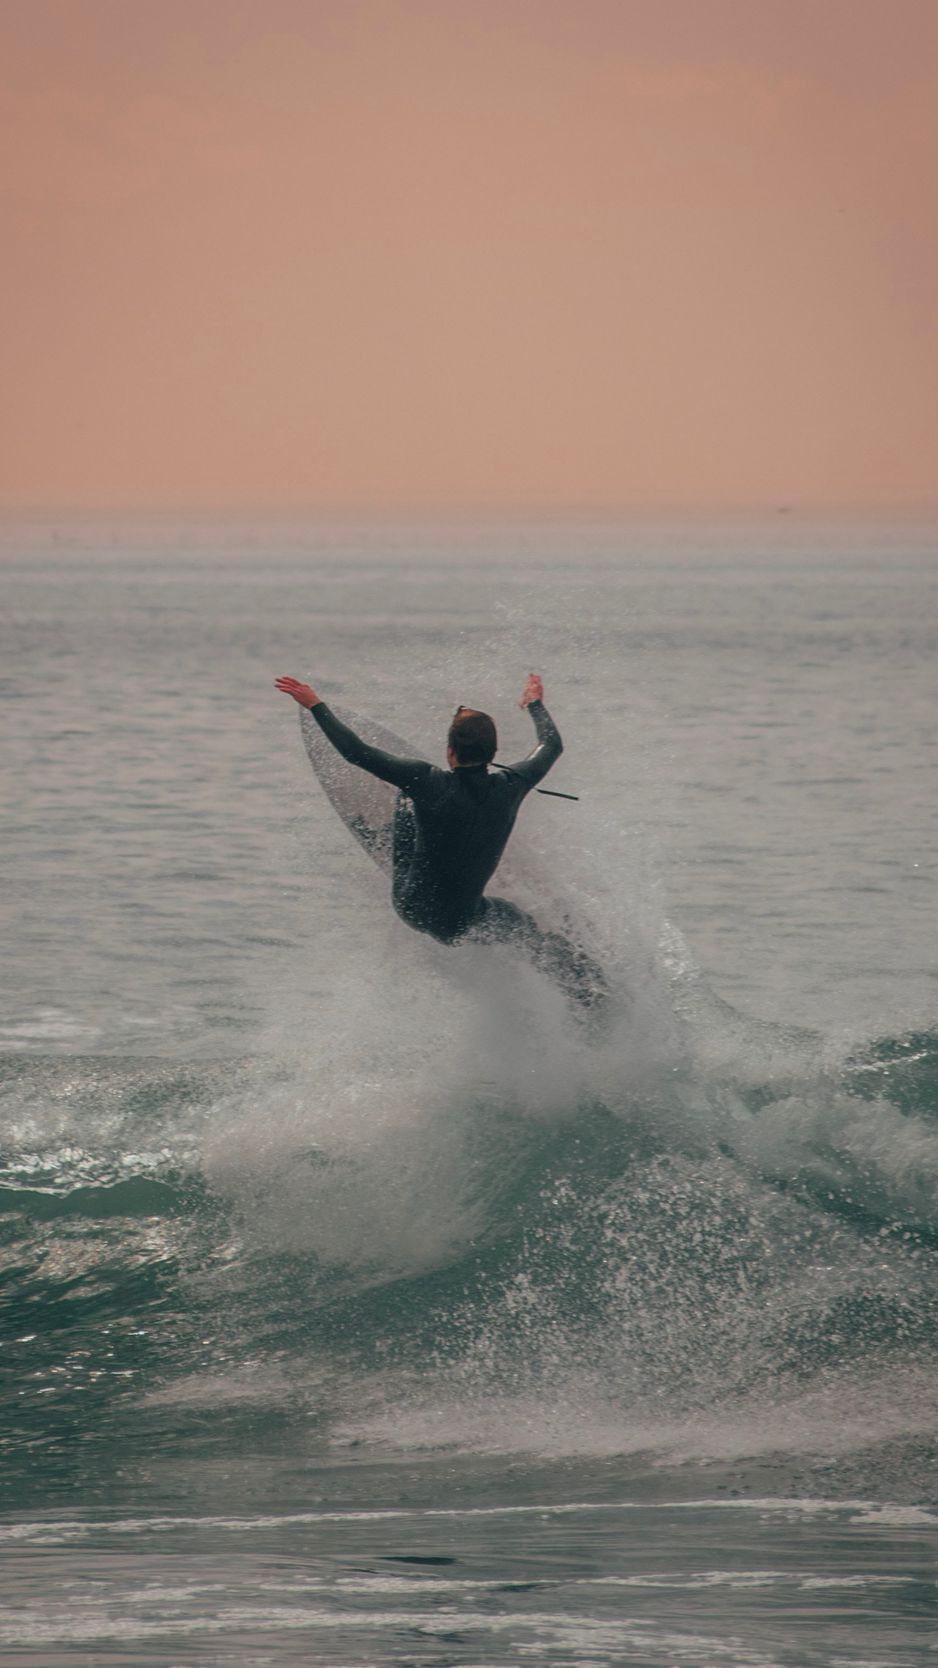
[519,672,544,708]
[275,676,321,709]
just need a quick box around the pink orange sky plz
[1,0,936,510]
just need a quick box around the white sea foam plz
[6,1493,931,1548]
[342,1359,938,1467]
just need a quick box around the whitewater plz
[1,515,936,1666]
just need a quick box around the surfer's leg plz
[470,897,606,1010]
[389,798,457,942]
[391,794,420,920]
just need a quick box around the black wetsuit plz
[310,700,603,1004]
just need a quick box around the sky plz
[1,0,936,511]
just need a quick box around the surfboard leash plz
[490,763,579,801]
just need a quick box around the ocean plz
[1,515,936,1666]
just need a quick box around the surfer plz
[275,673,603,1007]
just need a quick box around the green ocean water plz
[1,517,936,1665]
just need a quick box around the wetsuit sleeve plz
[310,704,433,793]
[507,700,563,788]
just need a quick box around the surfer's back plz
[393,764,529,942]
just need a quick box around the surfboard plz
[299,704,420,874]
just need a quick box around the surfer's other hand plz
[519,672,543,708]
[275,676,320,709]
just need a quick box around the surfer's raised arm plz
[276,674,561,793]
[275,677,322,709]
[275,676,432,793]
[509,672,563,788]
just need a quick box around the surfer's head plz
[447,706,497,768]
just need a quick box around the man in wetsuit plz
[275,672,602,1005]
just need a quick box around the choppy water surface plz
[1,517,936,1665]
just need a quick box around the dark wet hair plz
[448,707,497,765]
